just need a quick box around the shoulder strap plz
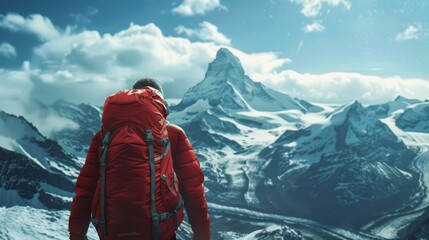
[99,131,111,236]
[146,129,161,240]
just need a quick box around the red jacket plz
[69,124,210,239]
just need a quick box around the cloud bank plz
[0,14,289,117]
[253,70,429,104]
[1,13,429,135]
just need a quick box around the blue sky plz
[2,0,428,77]
[0,0,428,114]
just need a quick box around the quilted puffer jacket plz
[68,124,210,240]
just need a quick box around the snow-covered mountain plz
[173,48,319,113]
[258,101,418,227]
[0,206,98,240]
[168,48,317,205]
[1,47,428,239]
[167,48,424,234]
[396,101,429,133]
[367,95,422,118]
[50,100,101,158]
[0,110,81,178]
[0,147,74,209]
[0,111,79,209]
[260,101,413,173]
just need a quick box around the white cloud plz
[253,70,429,104]
[0,14,290,108]
[0,13,60,41]
[0,62,79,137]
[0,42,17,58]
[28,22,289,104]
[230,50,291,78]
[395,25,421,42]
[303,21,325,33]
[0,17,290,132]
[172,0,227,16]
[175,21,231,45]
[290,0,351,17]
[2,12,429,138]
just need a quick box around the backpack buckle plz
[145,129,154,144]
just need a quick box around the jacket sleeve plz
[173,128,211,240]
[69,131,101,240]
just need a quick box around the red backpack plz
[90,87,183,240]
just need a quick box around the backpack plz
[90,87,183,240]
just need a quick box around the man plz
[69,78,210,240]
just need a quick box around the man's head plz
[132,78,163,96]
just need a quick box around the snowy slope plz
[0,111,81,210]
[260,101,408,172]
[257,101,418,228]
[0,147,74,209]
[0,206,99,240]
[0,111,81,178]
[396,102,429,133]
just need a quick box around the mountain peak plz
[394,95,408,102]
[394,95,420,104]
[206,48,245,79]
[216,48,239,62]
[328,100,366,124]
[349,100,364,110]
[172,48,309,112]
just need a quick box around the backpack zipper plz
[161,174,177,197]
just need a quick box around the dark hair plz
[132,78,163,95]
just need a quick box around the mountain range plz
[1,48,429,239]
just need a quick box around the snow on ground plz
[382,112,429,147]
[0,188,45,209]
[218,112,291,147]
[167,99,211,125]
[0,112,44,141]
[0,206,99,240]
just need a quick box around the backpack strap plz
[146,129,161,240]
[154,138,170,161]
[99,131,111,237]
[158,195,183,231]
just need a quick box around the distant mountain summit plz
[367,95,422,117]
[258,100,418,227]
[50,100,101,157]
[174,48,311,112]
[0,110,80,176]
[0,111,78,209]
[396,102,429,133]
